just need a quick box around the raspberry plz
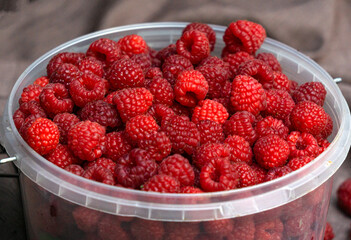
[254,135,290,169]
[19,84,42,105]
[145,67,163,80]
[223,111,257,145]
[46,144,80,168]
[287,156,314,171]
[324,222,334,240]
[143,174,181,193]
[85,157,116,173]
[230,75,266,116]
[131,53,152,72]
[113,87,153,122]
[262,89,295,120]
[156,44,177,64]
[287,131,319,158]
[162,54,194,85]
[72,206,102,233]
[317,137,331,154]
[193,142,231,170]
[192,99,228,125]
[196,120,225,145]
[237,59,274,87]
[180,186,204,193]
[196,64,228,99]
[265,166,293,181]
[146,103,175,126]
[222,51,255,77]
[117,34,148,57]
[50,63,82,89]
[183,22,216,51]
[162,115,200,155]
[271,71,291,91]
[46,52,85,78]
[257,52,281,70]
[224,135,253,164]
[159,154,195,186]
[138,131,172,162]
[255,116,289,139]
[69,72,108,107]
[86,38,121,67]
[316,113,333,139]
[106,57,145,90]
[114,148,158,189]
[103,131,132,162]
[203,219,233,239]
[174,70,209,107]
[337,178,351,216]
[223,20,266,54]
[176,30,210,64]
[232,162,258,188]
[39,83,74,117]
[125,115,160,142]
[79,100,121,128]
[83,165,115,185]
[290,101,329,137]
[284,210,314,238]
[97,214,129,240]
[33,76,49,87]
[130,219,165,240]
[251,163,267,184]
[228,217,256,240]
[254,219,284,240]
[147,76,174,106]
[292,82,327,106]
[64,164,84,176]
[169,102,192,118]
[200,158,239,192]
[67,120,106,161]
[164,222,200,240]
[53,113,80,144]
[77,56,104,77]
[13,100,46,130]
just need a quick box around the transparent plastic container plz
[1,22,351,240]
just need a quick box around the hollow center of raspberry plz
[210,168,221,182]
[296,141,307,150]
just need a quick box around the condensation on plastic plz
[1,22,350,221]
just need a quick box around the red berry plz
[174,70,209,107]
[86,38,121,66]
[337,178,351,216]
[77,56,104,77]
[265,166,293,181]
[193,143,230,169]
[251,163,267,184]
[47,52,85,78]
[146,103,175,126]
[203,219,234,239]
[192,99,229,125]
[125,114,160,142]
[324,222,334,240]
[143,174,181,193]
[316,113,333,139]
[145,67,163,80]
[232,162,258,188]
[103,131,132,162]
[113,87,153,122]
[130,218,165,240]
[271,71,291,91]
[117,34,148,57]
[228,216,256,240]
[287,131,319,158]
[292,81,327,106]
[180,186,204,193]
[162,54,193,85]
[72,206,102,233]
[138,131,172,162]
[131,53,153,72]
[263,89,295,120]
[287,156,314,171]
[255,116,289,139]
[46,144,80,168]
[254,135,290,169]
[53,113,80,144]
[67,120,106,161]
[33,76,49,87]
[196,64,228,99]
[97,214,129,240]
[64,164,84,176]
[156,43,178,64]
[237,59,274,87]
[223,51,255,77]
[183,22,216,51]
[147,76,174,106]
[224,135,253,164]
[196,120,225,145]
[13,100,46,130]
[83,165,115,185]
[50,63,82,89]
[254,219,284,240]
[256,52,282,72]
[85,157,116,173]
[19,84,42,105]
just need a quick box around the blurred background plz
[0,0,350,239]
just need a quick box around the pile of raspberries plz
[13,20,333,194]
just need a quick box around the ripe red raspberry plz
[39,83,74,117]
[24,117,60,155]
[284,210,314,238]
[265,166,293,181]
[103,131,132,162]
[113,87,153,122]
[254,219,284,240]
[180,186,204,193]
[125,114,160,142]
[156,44,177,64]
[77,56,104,77]
[292,81,327,106]
[203,219,234,239]
[176,30,210,64]
[271,71,291,91]
[223,111,257,145]
[162,115,200,155]
[287,156,314,171]
[146,104,175,126]
[262,89,295,120]
[232,162,258,188]
[86,38,121,67]
[192,99,229,125]
[317,137,331,154]
[255,116,289,139]
[223,20,266,54]
[174,70,209,107]
[164,222,200,240]
[224,135,253,164]
[130,219,165,240]
[145,66,163,80]
[256,52,282,72]
[13,100,46,130]
[64,164,84,176]
[106,57,145,90]
[196,64,228,99]
[337,178,351,216]
[254,135,290,169]
[79,100,121,128]
[222,51,255,77]
[228,217,256,240]
[46,144,80,168]
[131,53,152,72]
[237,59,274,87]
[46,52,85,78]
[200,158,239,192]
[117,34,148,57]
[251,163,267,184]
[143,174,181,193]
[97,214,129,240]
[169,102,192,118]
[67,120,106,161]
[72,206,103,233]
[147,76,174,106]
[53,113,80,144]
[196,120,225,145]
[83,165,115,185]
[85,157,116,173]
[324,222,334,240]
[162,54,194,85]
[183,22,216,51]
[193,142,230,169]
[50,63,82,89]
[287,131,319,158]
[19,84,42,105]
[33,76,49,87]
[138,131,172,162]
[114,148,158,189]
[290,101,329,137]
[230,75,266,116]
[69,72,108,108]
[316,113,333,140]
